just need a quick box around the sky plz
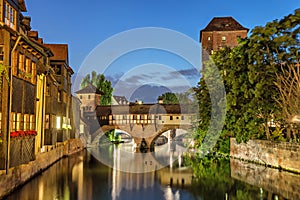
[24,0,300,101]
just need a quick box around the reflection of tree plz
[185,156,267,199]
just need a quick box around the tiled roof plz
[96,104,194,115]
[201,17,248,32]
[43,44,69,62]
[113,95,129,104]
[75,84,104,95]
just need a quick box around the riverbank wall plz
[230,158,300,200]
[0,138,84,199]
[230,138,300,173]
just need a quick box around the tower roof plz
[75,84,104,95]
[201,17,248,32]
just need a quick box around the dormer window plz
[4,2,16,30]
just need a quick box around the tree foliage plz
[194,9,300,148]
[80,71,113,105]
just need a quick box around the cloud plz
[170,68,200,78]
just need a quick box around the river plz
[5,143,300,200]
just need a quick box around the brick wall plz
[230,138,300,173]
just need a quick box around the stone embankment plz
[230,138,300,173]
[0,138,84,199]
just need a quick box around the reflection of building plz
[200,17,248,56]
[157,168,193,188]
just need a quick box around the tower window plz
[208,36,211,41]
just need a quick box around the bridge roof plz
[96,104,194,116]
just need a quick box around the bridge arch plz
[91,124,192,151]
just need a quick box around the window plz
[58,91,61,102]
[31,62,36,84]
[159,116,162,120]
[88,95,91,99]
[45,114,50,129]
[222,36,226,41]
[208,36,211,41]
[56,116,61,129]
[24,114,30,130]
[46,85,50,96]
[24,58,31,73]
[181,116,185,120]
[54,64,62,75]
[0,46,4,62]
[4,3,16,29]
[80,95,82,99]
[0,112,1,134]
[170,116,173,120]
[16,113,22,130]
[210,50,214,55]
[30,115,35,130]
[18,54,24,71]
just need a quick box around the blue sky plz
[25,0,300,98]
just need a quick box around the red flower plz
[10,132,19,137]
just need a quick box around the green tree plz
[80,71,113,105]
[194,9,300,147]
[158,92,179,104]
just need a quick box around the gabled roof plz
[113,95,129,104]
[201,17,248,32]
[43,44,69,62]
[75,84,104,95]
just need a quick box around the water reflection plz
[5,147,300,200]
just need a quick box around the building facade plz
[200,17,248,56]
[0,0,75,170]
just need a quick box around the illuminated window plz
[56,116,61,129]
[18,54,24,71]
[11,112,16,131]
[208,36,211,41]
[31,62,36,84]
[24,114,30,130]
[16,113,22,130]
[30,115,35,130]
[12,51,18,75]
[222,36,226,41]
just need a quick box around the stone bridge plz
[91,124,192,150]
[90,103,195,151]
